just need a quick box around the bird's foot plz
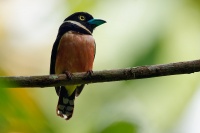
[85,70,93,79]
[64,71,73,80]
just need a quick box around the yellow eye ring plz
[79,15,86,21]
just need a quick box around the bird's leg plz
[64,71,73,80]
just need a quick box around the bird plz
[50,12,106,120]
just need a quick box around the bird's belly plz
[55,32,95,74]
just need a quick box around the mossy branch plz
[0,59,200,88]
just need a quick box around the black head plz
[64,12,106,33]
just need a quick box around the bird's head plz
[64,12,106,33]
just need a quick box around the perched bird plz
[50,12,106,120]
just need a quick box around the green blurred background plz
[0,0,200,133]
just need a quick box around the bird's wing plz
[50,23,71,96]
[50,36,62,96]
[50,36,61,74]
[50,22,71,75]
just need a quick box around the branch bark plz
[0,59,200,88]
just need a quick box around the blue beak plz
[87,19,106,27]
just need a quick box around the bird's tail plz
[56,86,75,120]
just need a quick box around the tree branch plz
[0,59,200,88]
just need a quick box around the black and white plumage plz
[50,12,106,120]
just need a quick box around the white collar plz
[63,20,92,34]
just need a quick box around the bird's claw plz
[85,70,93,79]
[64,71,73,80]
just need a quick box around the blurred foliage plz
[0,71,55,133]
[67,0,100,13]
[133,37,163,66]
[100,121,138,133]
[0,0,200,133]
[185,0,200,9]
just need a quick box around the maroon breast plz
[55,31,95,74]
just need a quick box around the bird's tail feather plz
[56,86,75,120]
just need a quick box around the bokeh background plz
[0,0,200,133]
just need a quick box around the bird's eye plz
[79,15,86,21]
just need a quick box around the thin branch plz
[0,59,200,88]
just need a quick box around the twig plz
[0,59,200,88]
